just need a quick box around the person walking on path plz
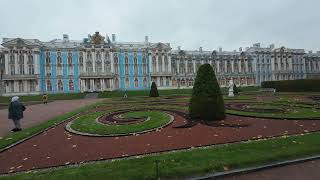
[42,94,48,104]
[8,96,26,132]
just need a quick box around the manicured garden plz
[1,66,320,179]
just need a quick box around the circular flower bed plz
[66,109,174,136]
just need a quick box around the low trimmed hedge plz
[261,79,320,92]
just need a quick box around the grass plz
[0,101,103,150]
[70,111,171,135]
[2,132,320,180]
[0,93,86,103]
[227,104,320,119]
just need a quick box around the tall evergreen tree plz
[149,82,159,97]
[189,64,225,121]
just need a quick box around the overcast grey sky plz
[0,0,319,51]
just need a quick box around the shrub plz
[189,64,225,121]
[149,82,159,97]
[233,84,240,95]
[261,79,320,92]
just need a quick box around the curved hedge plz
[261,79,320,92]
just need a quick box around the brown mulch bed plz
[1,112,320,174]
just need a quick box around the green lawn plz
[0,102,104,150]
[2,132,320,180]
[70,111,172,135]
[0,93,86,103]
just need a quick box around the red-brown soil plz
[1,110,320,174]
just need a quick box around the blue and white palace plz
[0,32,320,96]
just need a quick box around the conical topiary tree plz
[233,84,240,95]
[149,82,159,97]
[189,64,225,121]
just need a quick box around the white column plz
[224,60,227,73]
[14,53,18,74]
[110,52,114,73]
[185,60,188,74]
[193,60,196,73]
[168,55,172,73]
[217,61,220,72]
[24,53,28,74]
[34,53,39,74]
[83,51,87,72]
[156,55,159,72]
[92,51,96,73]
[231,60,234,72]
[100,79,103,91]
[148,53,152,73]
[102,51,105,73]
[162,55,165,72]
[4,54,9,74]
[177,60,180,73]
[238,59,241,73]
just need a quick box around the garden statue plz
[228,79,234,97]
[123,89,128,99]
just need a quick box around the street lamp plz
[0,53,5,96]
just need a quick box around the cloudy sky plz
[0,0,319,51]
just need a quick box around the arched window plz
[164,56,169,72]
[115,78,119,89]
[9,55,15,75]
[143,64,147,75]
[125,77,130,88]
[188,60,193,73]
[134,55,138,64]
[114,55,119,74]
[179,61,185,73]
[142,55,146,64]
[86,61,93,73]
[58,80,63,91]
[143,77,147,87]
[46,51,51,64]
[46,80,52,91]
[18,54,24,74]
[134,78,138,88]
[18,81,24,92]
[69,80,74,91]
[158,55,162,72]
[68,51,73,65]
[96,60,102,73]
[79,54,84,73]
[160,77,164,86]
[28,55,34,75]
[96,51,101,61]
[152,56,156,72]
[57,53,63,76]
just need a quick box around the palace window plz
[227,61,231,73]
[69,80,74,91]
[166,77,170,86]
[9,81,14,93]
[114,55,119,74]
[96,51,101,61]
[18,55,24,75]
[28,55,34,75]
[158,56,162,72]
[29,80,35,92]
[134,78,138,88]
[18,81,24,92]
[179,62,185,73]
[58,80,63,91]
[46,80,52,91]
[125,77,130,88]
[188,60,193,73]
[105,53,111,72]
[143,64,147,75]
[86,61,93,73]
[96,60,102,73]
[9,55,15,75]
[143,77,147,87]
[164,56,169,72]
[79,54,84,73]
[142,55,146,64]
[125,55,129,75]
[160,77,164,87]
[152,56,156,72]
[115,78,119,89]
[87,52,92,61]
[46,51,51,64]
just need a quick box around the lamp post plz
[0,53,5,96]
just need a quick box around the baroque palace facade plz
[0,32,320,96]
